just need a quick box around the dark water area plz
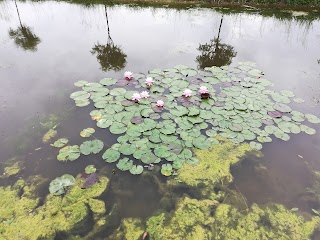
[1,0,320,237]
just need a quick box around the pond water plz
[0,0,320,239]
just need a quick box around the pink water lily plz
[140,91,150,98]
[199,86,209,94]
[132,93,141,102]
[145,77,153,86]
[183,89,192,97]
[124,71,133,80]
[156,100,164,107]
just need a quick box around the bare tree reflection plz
[91,6,127,72]
[9,0,40,51]
[196,16,236,68]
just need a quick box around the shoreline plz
[65,0,320,12]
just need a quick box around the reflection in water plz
[91,6,127,72]
[196,16,236,68]
[8,0,40,51]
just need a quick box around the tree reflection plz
[196,16,236,68]
[9,0,40,51]
[91,6,127,72]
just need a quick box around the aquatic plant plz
[132,92,141,102]
[42,128,57,143]
[66,62,320,176]
[146,197,217,239]
[85,164,97,174]
[51,137,69,147]
[49,174,75,195]
[0,176,109,239]
[80,128,95,137]
[124,71,133,80]
[145,196,320,240]
[140,91,150,98]
[1,161,23,178]
[183,88,192,97]
[82,172,99,188]
[145,77,153,86]
[156,99,164,107]
[212,203,320,240]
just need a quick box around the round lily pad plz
[116,158,134,171]
[161,163,173,176]
[130,165,144,175]
[85,165,97,174]
[250,141,263,150]
[80,139,104,155]
[154,146,171,158]
[102,148,120,163]
[57,145,80,161]
[109,122,127,134]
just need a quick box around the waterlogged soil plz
[0,0,320,238]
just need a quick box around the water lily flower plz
[199,86,209,94]
[156,100,164,107]
[145,77,153,86]
[140,91,150,98]
[124,71,133,80]
[183,89,192,97]
[132,93,141,102]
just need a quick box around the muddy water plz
[0,0,320,229]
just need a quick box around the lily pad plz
[116,158,134,171]
[109,122,127,134]
[154,145,171,158]
[80,139,104,155]
[102,148,120,163]
[80,128,95,137]
[130,165,144,175]
[51,138,68,148]
[85,165,97,174]
[249,141,263,151]
[161,163,173,176]
[49,174,75,195]
[57,145,81,161]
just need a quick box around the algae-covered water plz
[1,0,320,239]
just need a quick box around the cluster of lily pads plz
[53,62,320,176]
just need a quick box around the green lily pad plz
[100,77,117,86]
[74,80,88,87]
[80,139,104,155]
[116,158,134,171]
[110,122,127,134]
[161,163,173,176]
[249,141,263,151]
[119,143,136,155]
[154,145,171,158]
[80,128,95,137]
[193,136,211,149]
[85,165,97,174]
[273,103,292,113]
[57,145,80,161]
[305,114,320,124]
[97,118,112,128]
[51,138,68,148]
[49,174,75,195]
[130,165,144,175]
[102,148,120,163]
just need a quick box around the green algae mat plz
[51,62,320,176]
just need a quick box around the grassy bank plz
[64,0,320,11]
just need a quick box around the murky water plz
[1,0,320,238]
